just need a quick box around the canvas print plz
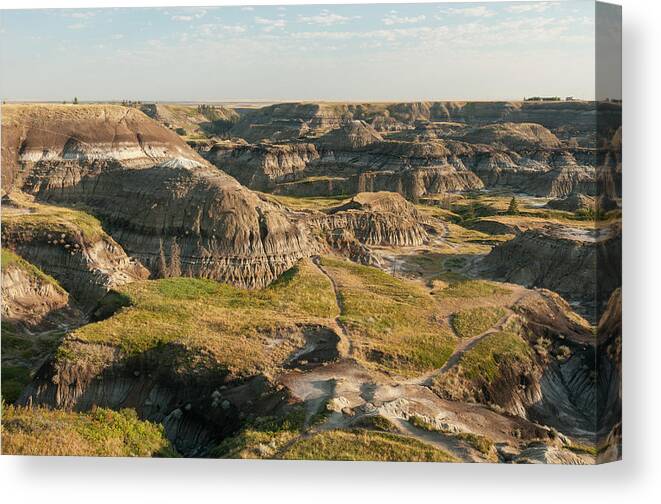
[0,2,621,464]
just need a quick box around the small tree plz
[73,97,78,105]
[507,196,520,215]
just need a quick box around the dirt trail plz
[440,312,516,371]
[436,220,458,251]
[311,256,353,358]
[406,311,517,386]
[390,417,481,462]
[276,258,561,461]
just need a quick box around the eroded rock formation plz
[2,209,149,310]
[310,192,428,247]
[196,101,611,199]
[546,192,596,212]
[433,289,598,438]
[1,104,313,288]
[480,223,622,319]
[1,249,79,328]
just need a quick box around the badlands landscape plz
[1,100,621,463]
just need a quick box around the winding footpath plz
[406,311,517,386]
[311,255,353,358]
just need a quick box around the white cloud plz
[196,23,246,37]
[222,25,247,34]
[62,10,96,29]
[443,6,494,18]
[289,14,588,50]
[67,12,96,19]
[255,17,287,31]
[298,10,360,26]
[382,14,426,26]
[506,2,555,14]
[171,9,207,22]
[111,34,124,40]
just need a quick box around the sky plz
[0,2,597,102]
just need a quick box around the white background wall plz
[1,1,658,502]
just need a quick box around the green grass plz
[455,331,533,384]
[415,203,462,222]
[409,415,437,431]
[408,416,494,456]
[567,442,598,456]
[474,213,597,231]
[404,253,448,277]
[451,307,507,338]
[60,259,338,376]
[1,332,32,353]
[442,223,499,254]
[0,248,64,292]
[444,256,467,269]
[1,248,20,269]
[280,429,457,462]
[54,254,462,379]
[435,279,511,299]
[276,176,348,188]
[1,319,67,404]
[320,257,456,376]
[352,414,400,433]
[1,365,31,403]
[1,406,176,457]
[90,291,132,321]
[452,432,495,456]
[262,193,351,211]
[2,204,105,242]
[430,191,603,228]
[212,406,308,459]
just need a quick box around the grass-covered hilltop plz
[1,100,620,463]
[2,406,175,457]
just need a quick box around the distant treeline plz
[524,96,563,102]
[120,100,143,108]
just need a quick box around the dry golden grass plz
[280,429,457,462]
[320,256,456,376]
[262,193,350,211]
[1,406,175,457]
[450,330,532,384]
[62,259,338,377]
[2,200,106,241]
[482,214,597,230]
[60,256,462,378]
[451,306,507,338]
[1,103,132,126]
